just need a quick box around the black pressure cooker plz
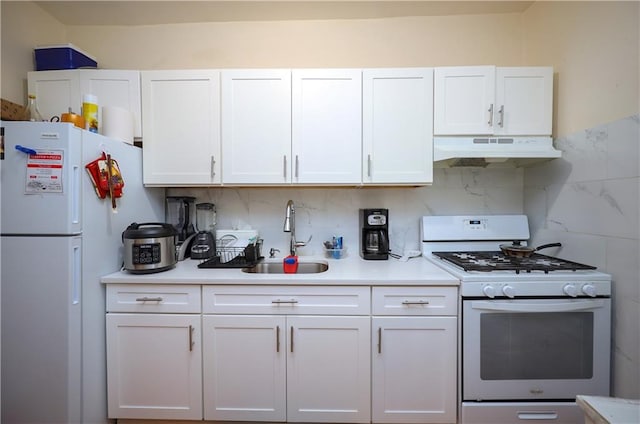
[122,222,178,274]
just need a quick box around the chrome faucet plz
[283,200,312,256]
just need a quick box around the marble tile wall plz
[168,167,524,258]
[524,114,640,399]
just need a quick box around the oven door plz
[463,298,611,401]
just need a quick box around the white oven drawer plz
[203,285,370,315]
[106,284,201,313]
[372,286,457,316]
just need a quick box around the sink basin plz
[242,261,329,274]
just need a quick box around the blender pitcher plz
[191,203,216,259]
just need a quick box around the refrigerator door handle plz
[72,165,81,225]
[72,243,81,305]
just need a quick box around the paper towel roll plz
[102,106,134,144]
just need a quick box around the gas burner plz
[433,251,597,273]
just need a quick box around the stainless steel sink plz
[242,261,329,274]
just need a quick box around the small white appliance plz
[421,215,612,424]
[0,121,164,423]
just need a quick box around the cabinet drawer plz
[372,286,457,316]
[106,284,201,313]
[203,286,370,315]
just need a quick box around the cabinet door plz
[372,317,457,423]
[495,67,553,136]
[27,70,80,121]
[434,66,495,135]
[80,70,142,138]
[287,316,371,423]
[363,68,433,185]
[221,69,292,184]
[106,314,202,420]
[292,69,362,184]
[141,70,221,186]
[202,315,286,421]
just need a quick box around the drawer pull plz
[402,300,430,306]
[136,296,163,302]
[272,299,298,305]
[188,325,195,352]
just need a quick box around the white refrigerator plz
[0,121,164,423]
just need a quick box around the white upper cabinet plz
[495,67,553,135]
[434,66,553,136]
[141,70,221,186]
[221,69,292,184]
[28,69,142,138]
[292,69,362,184]
[362,68,433,185]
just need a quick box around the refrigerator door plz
[1,121,82,235]
[1,235,82,423]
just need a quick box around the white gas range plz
[420,215,612,424]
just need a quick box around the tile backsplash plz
[525,114,640,399]
[168,167,524,257]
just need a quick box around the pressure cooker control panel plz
[132,243,162,265]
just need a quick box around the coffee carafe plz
[191,203,216,260]
[360,208,389,260]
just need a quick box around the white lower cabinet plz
[106,284,457,423]
[371,287,458,424]
[202,285,371,423]
[202,315,287,421]
[105,285,203,420]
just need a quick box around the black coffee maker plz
[360,208,389,260]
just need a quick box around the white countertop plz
[101,255,459,286]
[576,395,640,424]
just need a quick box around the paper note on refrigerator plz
[25,149,64,193]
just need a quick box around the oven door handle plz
[470,299,607,313]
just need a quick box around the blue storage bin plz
[34,44,97,71]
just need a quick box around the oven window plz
[480,312,594,380]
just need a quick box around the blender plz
[190,203,216,260]
[165,196,197,260]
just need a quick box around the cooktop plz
[432,251,597,274]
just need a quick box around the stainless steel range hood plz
[433,136,561,168]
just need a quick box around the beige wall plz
[523,1,640,137]
[0,1,66,103]
[67,13,524,70]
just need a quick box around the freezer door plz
[1,235,82,423]
[1,122,82,235]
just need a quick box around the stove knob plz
[502,285,516,298]
[563,284,578,297]
[582,284,597,297]
[482,285,496,298]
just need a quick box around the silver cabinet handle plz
[210,156,216,179]
[271,299,298,304]
[295,155,299,179]
[367,154,372,177]
[276,325,280,353]
[498,105,504,128]
[135,296,163,302]
[402,300,430,305]
[487,103,494,126]
[188,325,195,352]
[290,326,294,353]
[283,155,287,179]
[377,327,382,354]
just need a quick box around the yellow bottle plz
[82,94,98,133]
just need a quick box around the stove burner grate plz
[432,251,597,273]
